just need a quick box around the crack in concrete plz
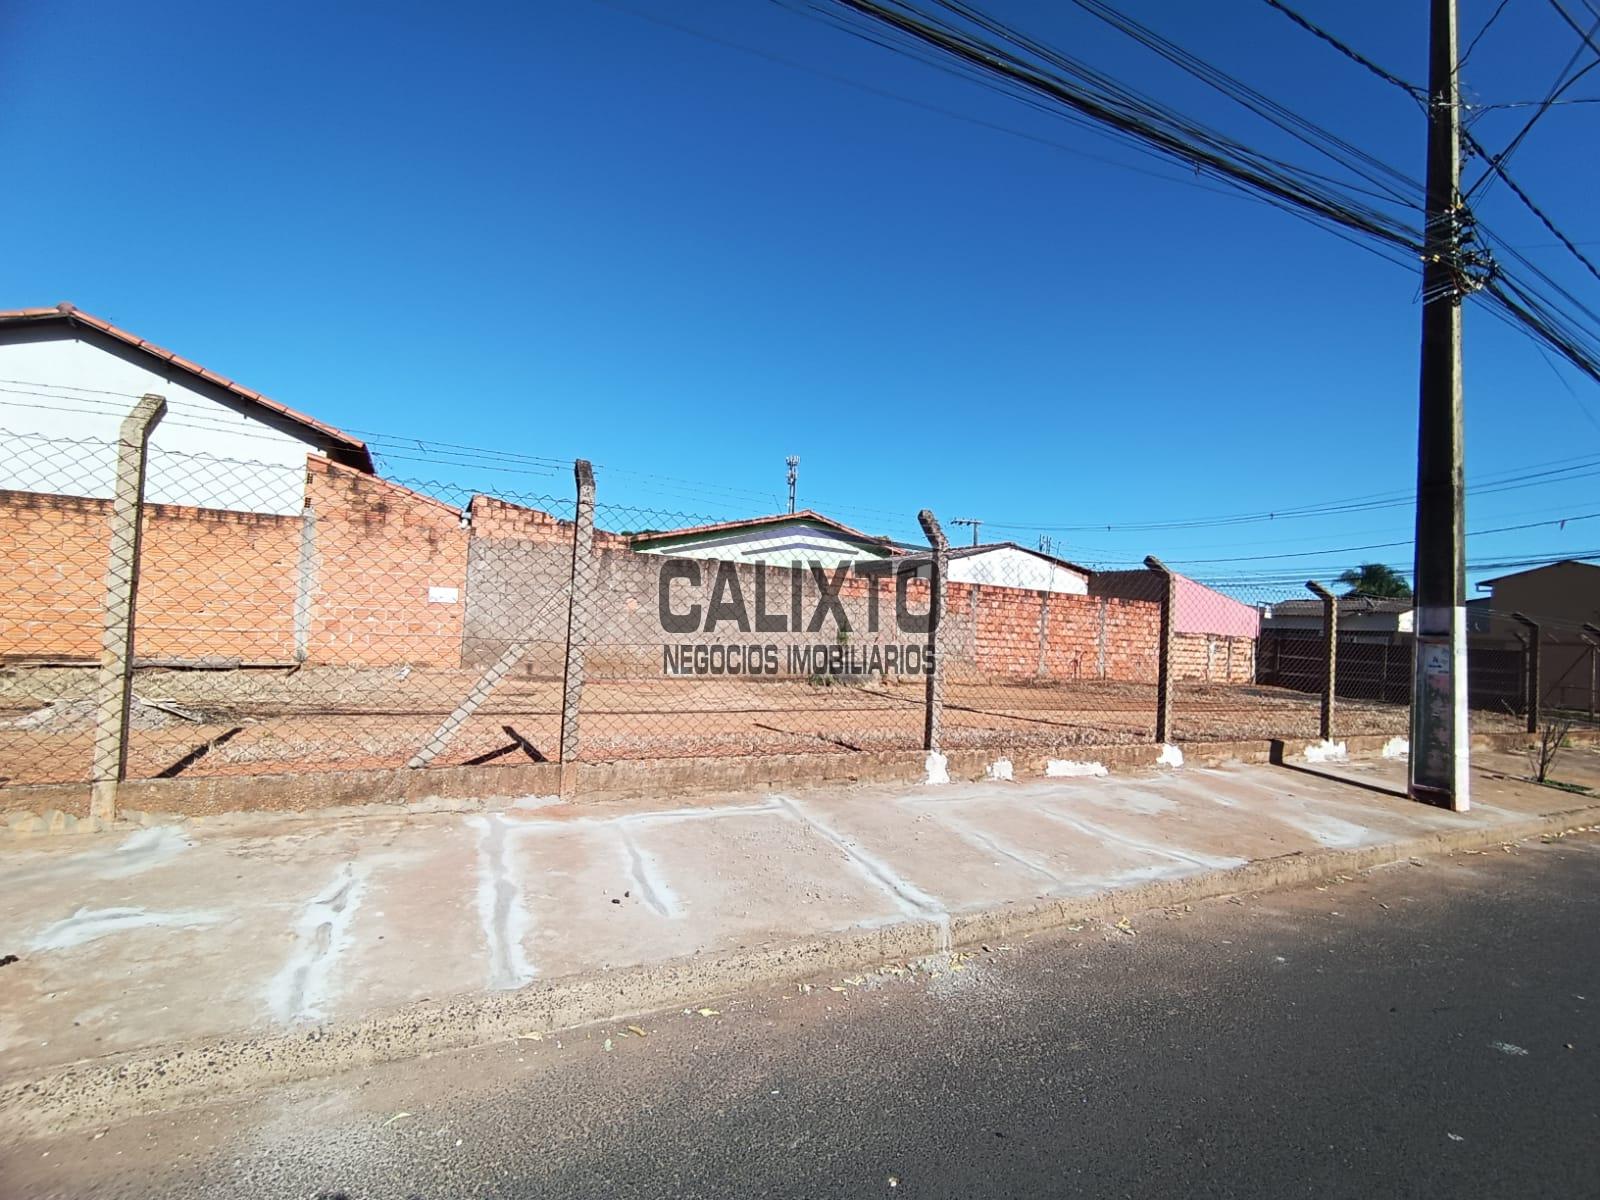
[268,863,365,1024]
[28,906,218,952]
[932,811,1066,887]
[1032,804,1245,872]
[772,794,950,950]
[473,816,535,991]
[619,829,679,919]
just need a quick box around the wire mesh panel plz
[0,430,118,784]
[1234,585,1531,743]
[119,469,580,779]
[920,555,1164,750]
[1175,582,1411,742]
[1470,607,1600,729]
[569,505,927,759]
[10,414,1587,792]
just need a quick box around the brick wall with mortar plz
[942,580,1160,684]
[462,496,634,671]
[3,488,119,661]
[1,460,472,669]
[5,474,1168,684]
[1173,633,1256,684]
[460,533,924,677]
[303,457,470,667]
[1,488,300,663]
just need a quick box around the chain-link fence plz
[3,415,1578,793]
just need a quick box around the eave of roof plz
[1476,558,1600,588]
[630,509,895,551]
[0,303,374,473]
[868,541,1093,577]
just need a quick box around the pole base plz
[89,779,118,823]
[1408,781,1463,811]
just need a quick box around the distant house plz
[1093,569,1260,683]
[1261,595,1414,642]
[1476,559,1600,712]
[629,510,898,569]
[0,302,373,517]
[860,542,1091,595]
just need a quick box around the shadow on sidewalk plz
[1266,739,1409,801]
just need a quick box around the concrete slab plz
[1,748,1597,1101]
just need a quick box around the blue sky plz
[4,0,1598,598]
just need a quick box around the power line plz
[790,0,1600,384]
[784,0,1428,250]
[1257,0,1425,99]
[1547,0,1600,56]
[1465,17,1600,200]
[1459,0,1515,67]
[1164,509,1600,567]
[1256,0,1600,366]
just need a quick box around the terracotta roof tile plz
[0,302,374,472]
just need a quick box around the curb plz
[9,726,1589,828]
[4,801,1598,1135]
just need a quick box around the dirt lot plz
[0,663,1491,787]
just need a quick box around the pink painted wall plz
[1173,574,1261,638]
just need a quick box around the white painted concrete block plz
[1045,759,1108,778]
[1304,740,1348,763]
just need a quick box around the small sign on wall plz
[427,586,460,605]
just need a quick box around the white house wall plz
[0,331,314,515]
[948,547,1088,595]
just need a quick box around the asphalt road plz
[7,830,1598,1199]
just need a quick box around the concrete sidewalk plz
[3,744,1598,1129]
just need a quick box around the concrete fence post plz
[1511,612,1540,733]
[1585,624,1600,723]
[1306,580,1338,742]
[1144,555,1175,746]
[90,393,166,822]
[559,460,597,779]
[919,509,948,752]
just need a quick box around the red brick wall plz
[3,472,1168,680]
[471,494,630,550]
[1173,632,1255,683]
[2,489,117,661]
[2,461,474,669]
[305,457,469,667]
[945,581,1160,683]
[0,489,299,662]
[134,505,299,660]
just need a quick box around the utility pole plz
[1410,0,1469,812]
[786,455,799,514]
[952,518,982,546]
